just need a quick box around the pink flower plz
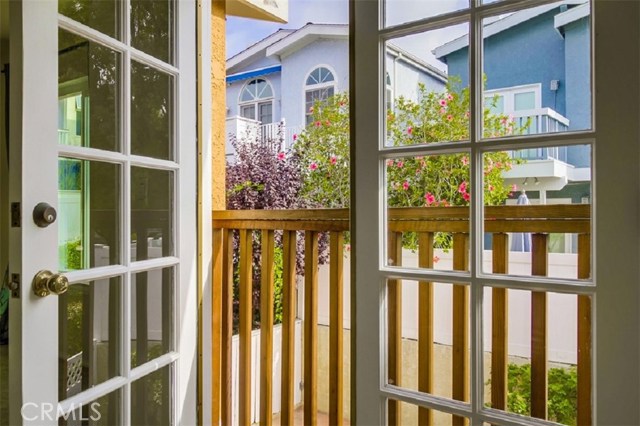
[511,184,518,191]
[439,99,447,107]
[396,161,404,168]
[386,159,394,167]
[309,162,318,171]
[345,244,351,252]
[309,106,314,113]
[440,107,446,114]
[315,121,321,127]
[277,152,285,161]
[339,101,345,107]
[458,181,467,194]
[440,199,449,207]
[488,184,495,191]
[463,192,471,202]
[447,114,454,122]
[461,156,469,166]
[424,192,435,205]
[293,133,298,141]
[325,120,331,126]
[447,93,454,101]
[330,156,337,165]
[433,255,440,264]
[402,181,409,191]
[407,126,413,135]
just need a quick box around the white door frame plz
[351,0,640,424]
[8,1,198,424]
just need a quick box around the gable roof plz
[227,28,294,74]
[433,0,588,61]
[228,23,446,82]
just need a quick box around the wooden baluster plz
[281,230,297,425]
[491,233,509,411]
[329,231,344,426]
[531,233,548,420]
[304,231,319,426]
[260,230,275,426]
[387,231,403,426]
[239,229,253,426]
[212,229,224,424]
[577,233,592,426]
[221,230,233,426]
[452,233,469,426]
[418,232,434,426]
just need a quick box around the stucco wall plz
[446,9,567,116]
[212,0,226,210]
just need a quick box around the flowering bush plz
[295,80,526,248]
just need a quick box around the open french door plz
[7,1,197,424]
[351,0,640,424]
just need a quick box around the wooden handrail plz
[212,204,592,425]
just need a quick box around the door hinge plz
[11,202,20,227]
[8,273,20,298]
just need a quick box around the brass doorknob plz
[32,270,69,297]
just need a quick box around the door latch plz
[8,273,19,298]
[11,202,20,227]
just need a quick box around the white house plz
[225,23,447,157]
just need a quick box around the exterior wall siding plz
[446,10,567,116]
[386,53,445,104]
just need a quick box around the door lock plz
[33,202,57,228]
[32,270,69,297]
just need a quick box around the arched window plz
[305,66,336,125]
[239,78,274,123]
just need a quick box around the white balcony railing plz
[510,108,570,162]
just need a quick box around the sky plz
[225,0,473,70]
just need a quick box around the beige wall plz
[212,0,226,210]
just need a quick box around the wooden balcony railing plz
[211,204,592,426]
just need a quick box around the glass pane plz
[482,145,592,281]
[59,389,122,425]
[131,62,174,160]
[240,105,256,120]
[483,287,590,424]
[59,0,121,40]
[385,0,469,28]
[482,1,592,138]
[385,153,470,272]
[485,94,504,115]
[131,167,174,261]
[131,366,173,426]
[131,268,174,368]
[59,278,121,400]
[58,159,120,271]
[515,91,536,111]
[59,30,120,152]
[385,23,469,146]
[389,399,470,424]
[131,0,174,63]
[259,102,273,123]
[386,280,469,403]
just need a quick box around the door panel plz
[9,0,197,424]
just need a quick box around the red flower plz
[424,192,435,205]
[402,181,409,191]
[407,126,413,135]
[277,152,285,161]
[330,156,337,165]
[293,134,298,141]
[315,121,322,127]
[458,181,467,194]
[463,192,471,202]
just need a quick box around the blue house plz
[434,0,591,206]
[225,23,446,157]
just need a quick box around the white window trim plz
[237,77,275,124]
[303,64,338,125]
[484,83,542,112]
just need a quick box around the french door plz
[352,0,640,424]
[8,1,197,424]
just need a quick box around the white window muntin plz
[56,7,183,420]
[238,78,274,124]
[304,65,337,125]
[484,83,542,113]
[353,1,596,424]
